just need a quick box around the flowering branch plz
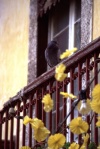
[20,49,100,149]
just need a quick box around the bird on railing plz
[45,40,61,67]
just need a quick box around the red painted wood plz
[22,100,26,146]
[78,63,82,143]
[62,81,67,135]
[48,81,53,132]
[15,102,20,149]
[86,57,91,144]
[0,113,2,148]
[56,81,60,131]
[70,68,74,142]
[4,111,8,149]
[29,96,32,147]
[35,90,38,118]
[42,87,46,123]
[93,53,98,144]
[10,117,14,149]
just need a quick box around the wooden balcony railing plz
[0,37,100,149]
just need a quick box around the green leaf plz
[63,142,70,149]
[88,142,97,149]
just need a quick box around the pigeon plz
[45,41,61,67]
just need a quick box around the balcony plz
[0,37,100,149]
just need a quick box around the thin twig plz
[89,113,94,125]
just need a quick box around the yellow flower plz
[33,126,50,142]
[23,116,34,125]
[71,47,77,52]
[91,100,100,114]
[23,117,50,142]
[20,146,31,149]
[60,48,77,59]
[60,92,77,99]
[82,133,89,146]
[48,133,66,149]
[55,63,66,73]
[31,118,44,129]
[97,117,100,120]
[77,99,91,115]
[69,142,79,149]
[55,73,67,82]
[55,64,67,82]
[96,117,100,127]
[31,118,50,142]
[96,121,100,127]
[42,94,54,112]
[92,84,100,101]
[80,145,86,149]
[69,117,89,135]
[60,50,71,59]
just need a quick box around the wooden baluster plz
[42,86,46,124]
[15,102,20,149]
[0,112,2,148]
[35,91,39,146]
[10,116,14,149]
[62,80,67,135]
[56,81,60,131]
[48,80,53,132]
[93,53,98,144]
[86,57,90,142]
[22,100,26,146]
[78,63,82,143]
[35,90,38,118]
[29,95,32,147]
[4,110,8,149]
[70,68,74,142]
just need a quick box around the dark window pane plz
[75,0,81,21]
[53,28,69,53]
[74,20,81,50]
[52,0,69,36]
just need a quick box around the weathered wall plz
[25,0,38,146]
[28,0,38,84]
[0,0,30,109]
[81,0,93,48]
[93,0,100,39]
[92,0,100,83]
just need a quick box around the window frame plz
[48,0,81,51]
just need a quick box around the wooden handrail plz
[2,36,100,110]
[0,37,100,148]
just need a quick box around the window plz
[48,0,81,52]
[37,0,81,74]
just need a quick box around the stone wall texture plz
[81,0,93,48]
[28,0,38,84]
